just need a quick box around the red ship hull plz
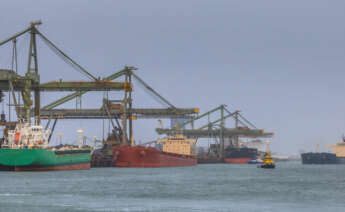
[224,157,252,164]
[14,163,90,171]
[112,146,197,167]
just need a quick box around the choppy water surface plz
[0,162,345,212]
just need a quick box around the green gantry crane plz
[156,105,274,159]
[0,21,199,147]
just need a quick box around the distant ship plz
[0,121,91,171]
[112,134,197,167]
[224,147,259,164]
[301,152,337,164]
[224,139,269,164]
[301,137,345,164]
[199,140,261,164]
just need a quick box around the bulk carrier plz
[198,140,262,164]
[301,152,337,164]
[224,146,259,164]
[112,134,197,167]
[0,121,91,171]
[224,139,273,164]
[301,137,345,164]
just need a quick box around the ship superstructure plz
[157,134,197,156]
[3,121,50,149]
[330,136,345,163]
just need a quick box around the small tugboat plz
[259,151,275,169]
[258,141,275,169]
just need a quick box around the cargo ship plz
[224,146,259,164]
[112,134,197,167]
[329,136,345,164]
[301,152,337,164]
[301,137,345,164]
[0,121,91,171]
[197,141,260,164]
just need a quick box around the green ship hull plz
[0,148,91,171]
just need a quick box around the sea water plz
[0,161,344,212]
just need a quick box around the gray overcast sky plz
[0,0,344,154]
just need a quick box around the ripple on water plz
[0,162,345,212]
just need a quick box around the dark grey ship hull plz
[301,152,338,164]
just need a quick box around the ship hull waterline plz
[301,152,338,164]
[112,146,197,168]
[224,147,258,164]
[0,148,91,171]
[301,152,345,165]
[224,157,253,164]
